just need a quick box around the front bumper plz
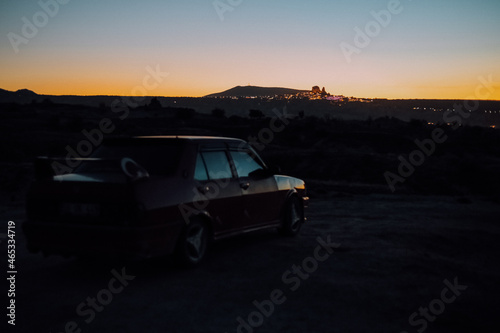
[302,196,310,208]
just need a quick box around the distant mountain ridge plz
[0,88,39,103]
[205,85,308,98]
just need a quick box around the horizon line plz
[2,87,500,102]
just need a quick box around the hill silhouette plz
[0,88,38,103]
[205,85,308,97]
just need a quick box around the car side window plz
[230,150,264,178]
[201,151,233,180]
[194,154,209,181]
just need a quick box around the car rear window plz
[194,154,209,181]
[76,142,181,176]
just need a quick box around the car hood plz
[274,175,306,191]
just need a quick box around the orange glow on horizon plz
[1,51,498,100]
[1,80,499,101]
[1,1,498,102]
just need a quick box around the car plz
[23,136,309,266]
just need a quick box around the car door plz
[194,150,246,235]
[229,149,281,228]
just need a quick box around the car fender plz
[177,205,215,239]
[274,175,306,197]
[274,175,307,220]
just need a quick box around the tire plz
[175,219,209,268]
[279,196,304,237]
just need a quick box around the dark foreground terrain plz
[1,100,500,332]
[2,193,499,333]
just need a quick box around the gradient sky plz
[1,0,499,99]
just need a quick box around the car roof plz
[103,136,249,149]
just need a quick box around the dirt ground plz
[2,193,500,333]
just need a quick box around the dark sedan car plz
[23,136,309,266]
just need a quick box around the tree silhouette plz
[41,98,54,107]
[212,108,226,118]
[249,109,264,118]
[148,97,162,109]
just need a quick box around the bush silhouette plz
[212,108,225,118]
[249,109,264,118]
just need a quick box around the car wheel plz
[175,219,209,267]
[279,196,304,237]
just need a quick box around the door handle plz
[197,186,210,194]
[240,182,250,190]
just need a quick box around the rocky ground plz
[2,193,499,333]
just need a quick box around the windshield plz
[75,141,181,176]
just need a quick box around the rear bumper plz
[22,220,183,259]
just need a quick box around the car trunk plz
[26,173,143,226]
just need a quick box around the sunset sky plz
[1,0,499,100]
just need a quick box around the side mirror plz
[248,165,281,178]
